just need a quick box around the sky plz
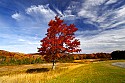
[0,0,125,54]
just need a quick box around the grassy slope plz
[0,60,125,83]
[47,60,125,83]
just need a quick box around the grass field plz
[0,60,125,83]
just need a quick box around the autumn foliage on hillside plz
[0,50,44,65]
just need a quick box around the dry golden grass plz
[0,63,84,83]
[73,59,101,63]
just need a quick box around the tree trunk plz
[52,60,55,70]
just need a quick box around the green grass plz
[46,60,125,83]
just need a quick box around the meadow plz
[0,60,125,83]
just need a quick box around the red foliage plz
[38,16,81,62]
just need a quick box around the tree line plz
[111,50,125,59]
[1,50,125,65]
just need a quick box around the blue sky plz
[0,0,125,53]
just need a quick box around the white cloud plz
[105,0,118,5]
[84,0,106,7]
[64,10,72,15]
[109,21,125,28]
[54,7,64,16]
[76,29,102,37]
[11,13,23,21]
[78,10,96,20]
[116,6,125,18]
[63,1,82,21]
[63,15,77,20]
[18,39,26,42]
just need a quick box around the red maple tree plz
[38,16,81,69]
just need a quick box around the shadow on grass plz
[26,68,50,73]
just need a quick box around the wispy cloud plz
[77,27,125,53]
[25,4,56,23]
[105,0,118,5]
[77,0,125,30]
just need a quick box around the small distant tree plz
[38,16,81,70]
